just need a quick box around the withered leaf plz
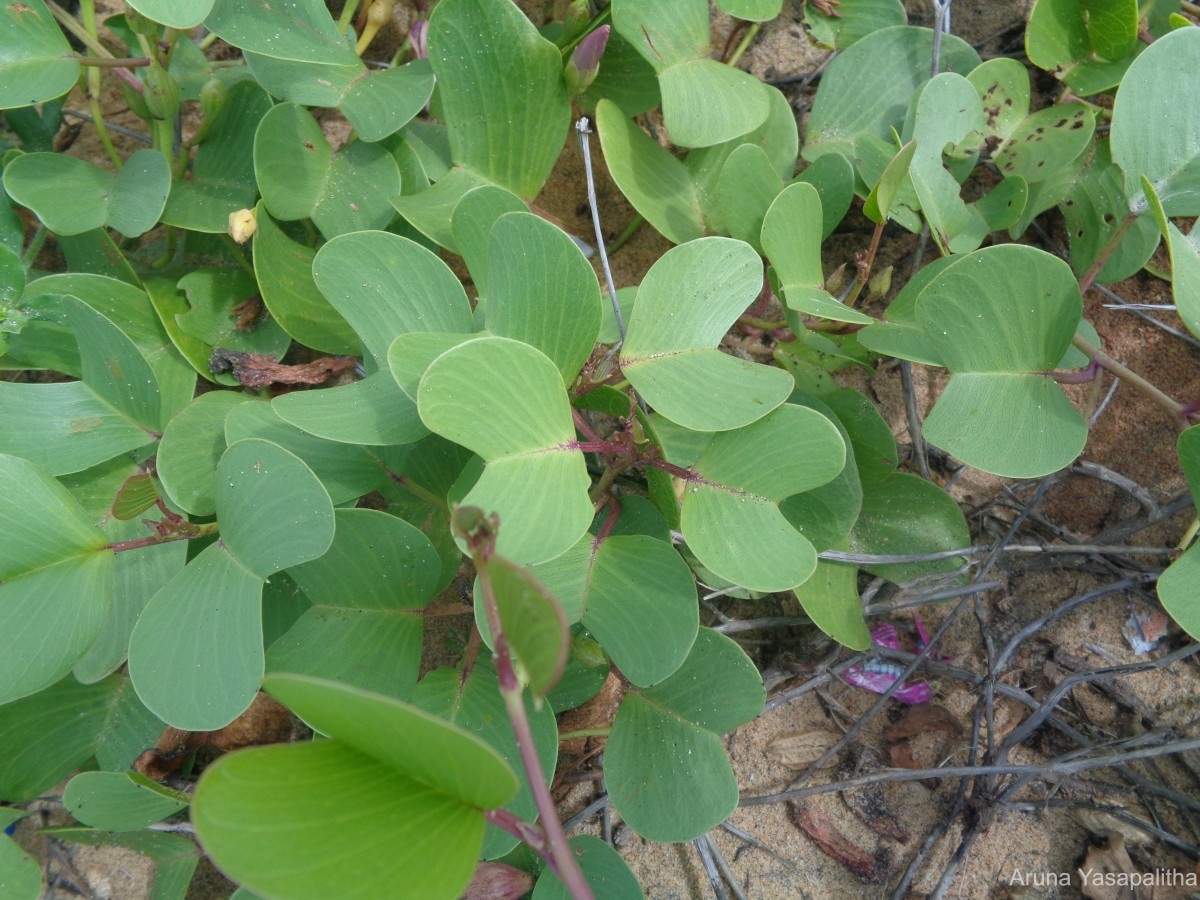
[767,729,840,769]
[209,348,357,389]
[842,780,910,843]
[883,703,963,742]
[790,800,889,884]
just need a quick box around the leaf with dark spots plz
[208,349,357,389]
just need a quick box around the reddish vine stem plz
[466,522,594,900]
[1078,213,1136,296]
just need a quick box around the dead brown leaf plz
[1078,832,1198,900]
[883,703,963,742]
[766,729,840,769]
[208,348,357,389]
[790,800,889,884]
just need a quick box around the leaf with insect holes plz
[679,404,845,592]
[606,629,764,842]
[621,237,793,431]
[418,336,592,565]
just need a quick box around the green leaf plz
[0,453,112,703]
[915,245,1087,477]
[803,0,906,49]
[418,337,593,566]
[0,0,78,110]
[1149,193,1200,337]
[4,149,170,238]
[848,472,971,583]
[594,99,704,244]
[718,143,783,251]
[175,268,292,377]
[160,81,273,233]
[578,25,661,118]
[63,771,188,832]
[606,629,764,841]
[157,390,253,516]
[63,296,161,429]
[245,55,434,142]
[428,0,569,197]
[531,532,698,687]
[392,165,491,252]
[224,402,388,506]
[794,558,870,651]
[762,182,874,325]
[217,439,335,578]
[274,372,430,447]
[486,212,602,383]
[1080,0,1140,60]
[864,140,917,223]
[715,0,782,21]
[0,812,39,900]
[793,152,855,239]
[128,542,264,730]
[1159,427,1200,638]
[450,185,526,297]
[193,739,484,900]
[263,673,519,809]
[203,0,355,65]
[621,237,792,430]
[680,404,845,592]
[483,557,569,698]
[532,835,644,899]
[803,25,980,164]
[1111,25,1200,215]
[266,509,439,697]
[251,205,358,354]
[994,104,1095,184]
[254,104,401,239]
[128,0,215,28]
[411,663,558,859]
[0,672,140,801]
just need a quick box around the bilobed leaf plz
[0,453,112,703]
[411,664,558,859]
[916,245,1087,477]
[621,238,793,430]
[1111,26,1200,215]
[0,674,134,802]
[217,439,335,578]
[486,212,602,383]
[63,771,188,832]
[156,390,254,516]
[63,297,161,430]
[3,150,170,238]
[428,0,569,197]
[762,183,873,325]
[533,835,644,899]
[595,100,704,244]
[251,205,358,355]
[680,404,845,592]
[392,166,491,252]
[606,629,764,842]
[718,143,784,251]
[0,0,78,110]
[128,542,264,731]
[255,104,400,239]
[246,54,434,142]
[804,26,981,163]
[203,0,355,65]
[193,739,485,900]
[418,337,593,566]
[450,185,526,297]
[161,81,272,233]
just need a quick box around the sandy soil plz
[12,1,1200,899]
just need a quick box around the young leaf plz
[0,0,78,110]
[254,103,401,239]
[718,143,784,251]
[428,0,569,198]
[680,404,845,592]
[3,150,170,238]
[63,771,189,832]
[803,0,906,49]
[483,557,569,698]
[1111,25,1200,216]
[762,183,874,325]
[418,336,592,565]
[1146,189,1200,337]
[621,237,793,430]
[486,211,602,383]
[203,0,356,65]
[606,629,764,842]
[915,245,1087,477]
[1026,0,1140,94]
